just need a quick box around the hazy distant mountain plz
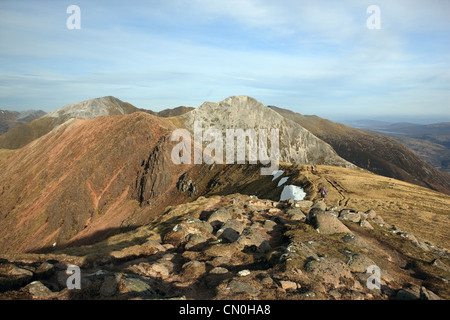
[341,119,392,128]
[0,109,46,135]
[0,97,193,150]
[146,106,195,118]
[269,106,450,194]
[345,120,450,173]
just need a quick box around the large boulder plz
[285,208,306,221]
[226,279,260,296]
[311,200,327,211]
[339,210,361,223]
[347,254,377,273]
[305,257,354,288]
[24,281,53,299]
[236,228,271,253]
[207,207,232,228]
[306,209,351,235]
[181,261,206,280]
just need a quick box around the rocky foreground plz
[0,194,448,300]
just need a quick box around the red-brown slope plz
[0,112,194,254]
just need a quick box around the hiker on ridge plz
[319,187,327,198]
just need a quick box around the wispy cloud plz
[0,0,448,122]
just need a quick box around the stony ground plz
[1,194,448,300]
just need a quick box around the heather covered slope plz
[269,106,450,195]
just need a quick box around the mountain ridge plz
[269,105,450,195]
[175,95,355,169]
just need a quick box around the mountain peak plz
[44,96,137,120]
[177,96,354,169]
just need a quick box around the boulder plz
[285,208,306,221]
[237,269,251,277]
[261,277,274,286]
[181,261,206,279]
[236,228,271,253]
[305,257,354,288]
[218,228,240,243]
[307,209,352,235]
[35,262,55,279]
[262,220,278,229]
[293,200,314,208]
[359,219,374,230]
[339,211,361,223]
[185,233,208,250]
[99,273,122,297]
[208,256,231,267]
[341,233,372,249]
[431,259,450,272]
[121,275,155,296]
[204,244,241,258]
[135,262,170,279]
[24,281,53,299]
[220,219,245,234]
[184,218,214,235]
[285,241,319,260]
[347,254,377,273]
[420,286,442,300]
[279,280,298,291]
[162,225,189,247]
[207,207,232,227]
[311,201,327,211]
[365,210,377,219]
[396,286,421,300]
[227,279,260,296]
[210,267,229,275]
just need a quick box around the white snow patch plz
[271,170,284,181]
[277,177,289,187]
[280,185,306,201]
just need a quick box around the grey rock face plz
[44,96,132,120]
[178,95,355,168]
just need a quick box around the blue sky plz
[0,0,449,123]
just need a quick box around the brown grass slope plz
[269,106,450,195]
[0,112,198,254]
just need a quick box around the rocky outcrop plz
[176,96,355,168]
[132,133,175,204]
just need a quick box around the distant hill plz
[269,106,450,194]
[0,109,46,135]
[345,120,450,173]
[0,97,194,150]
[150,106,194,118]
